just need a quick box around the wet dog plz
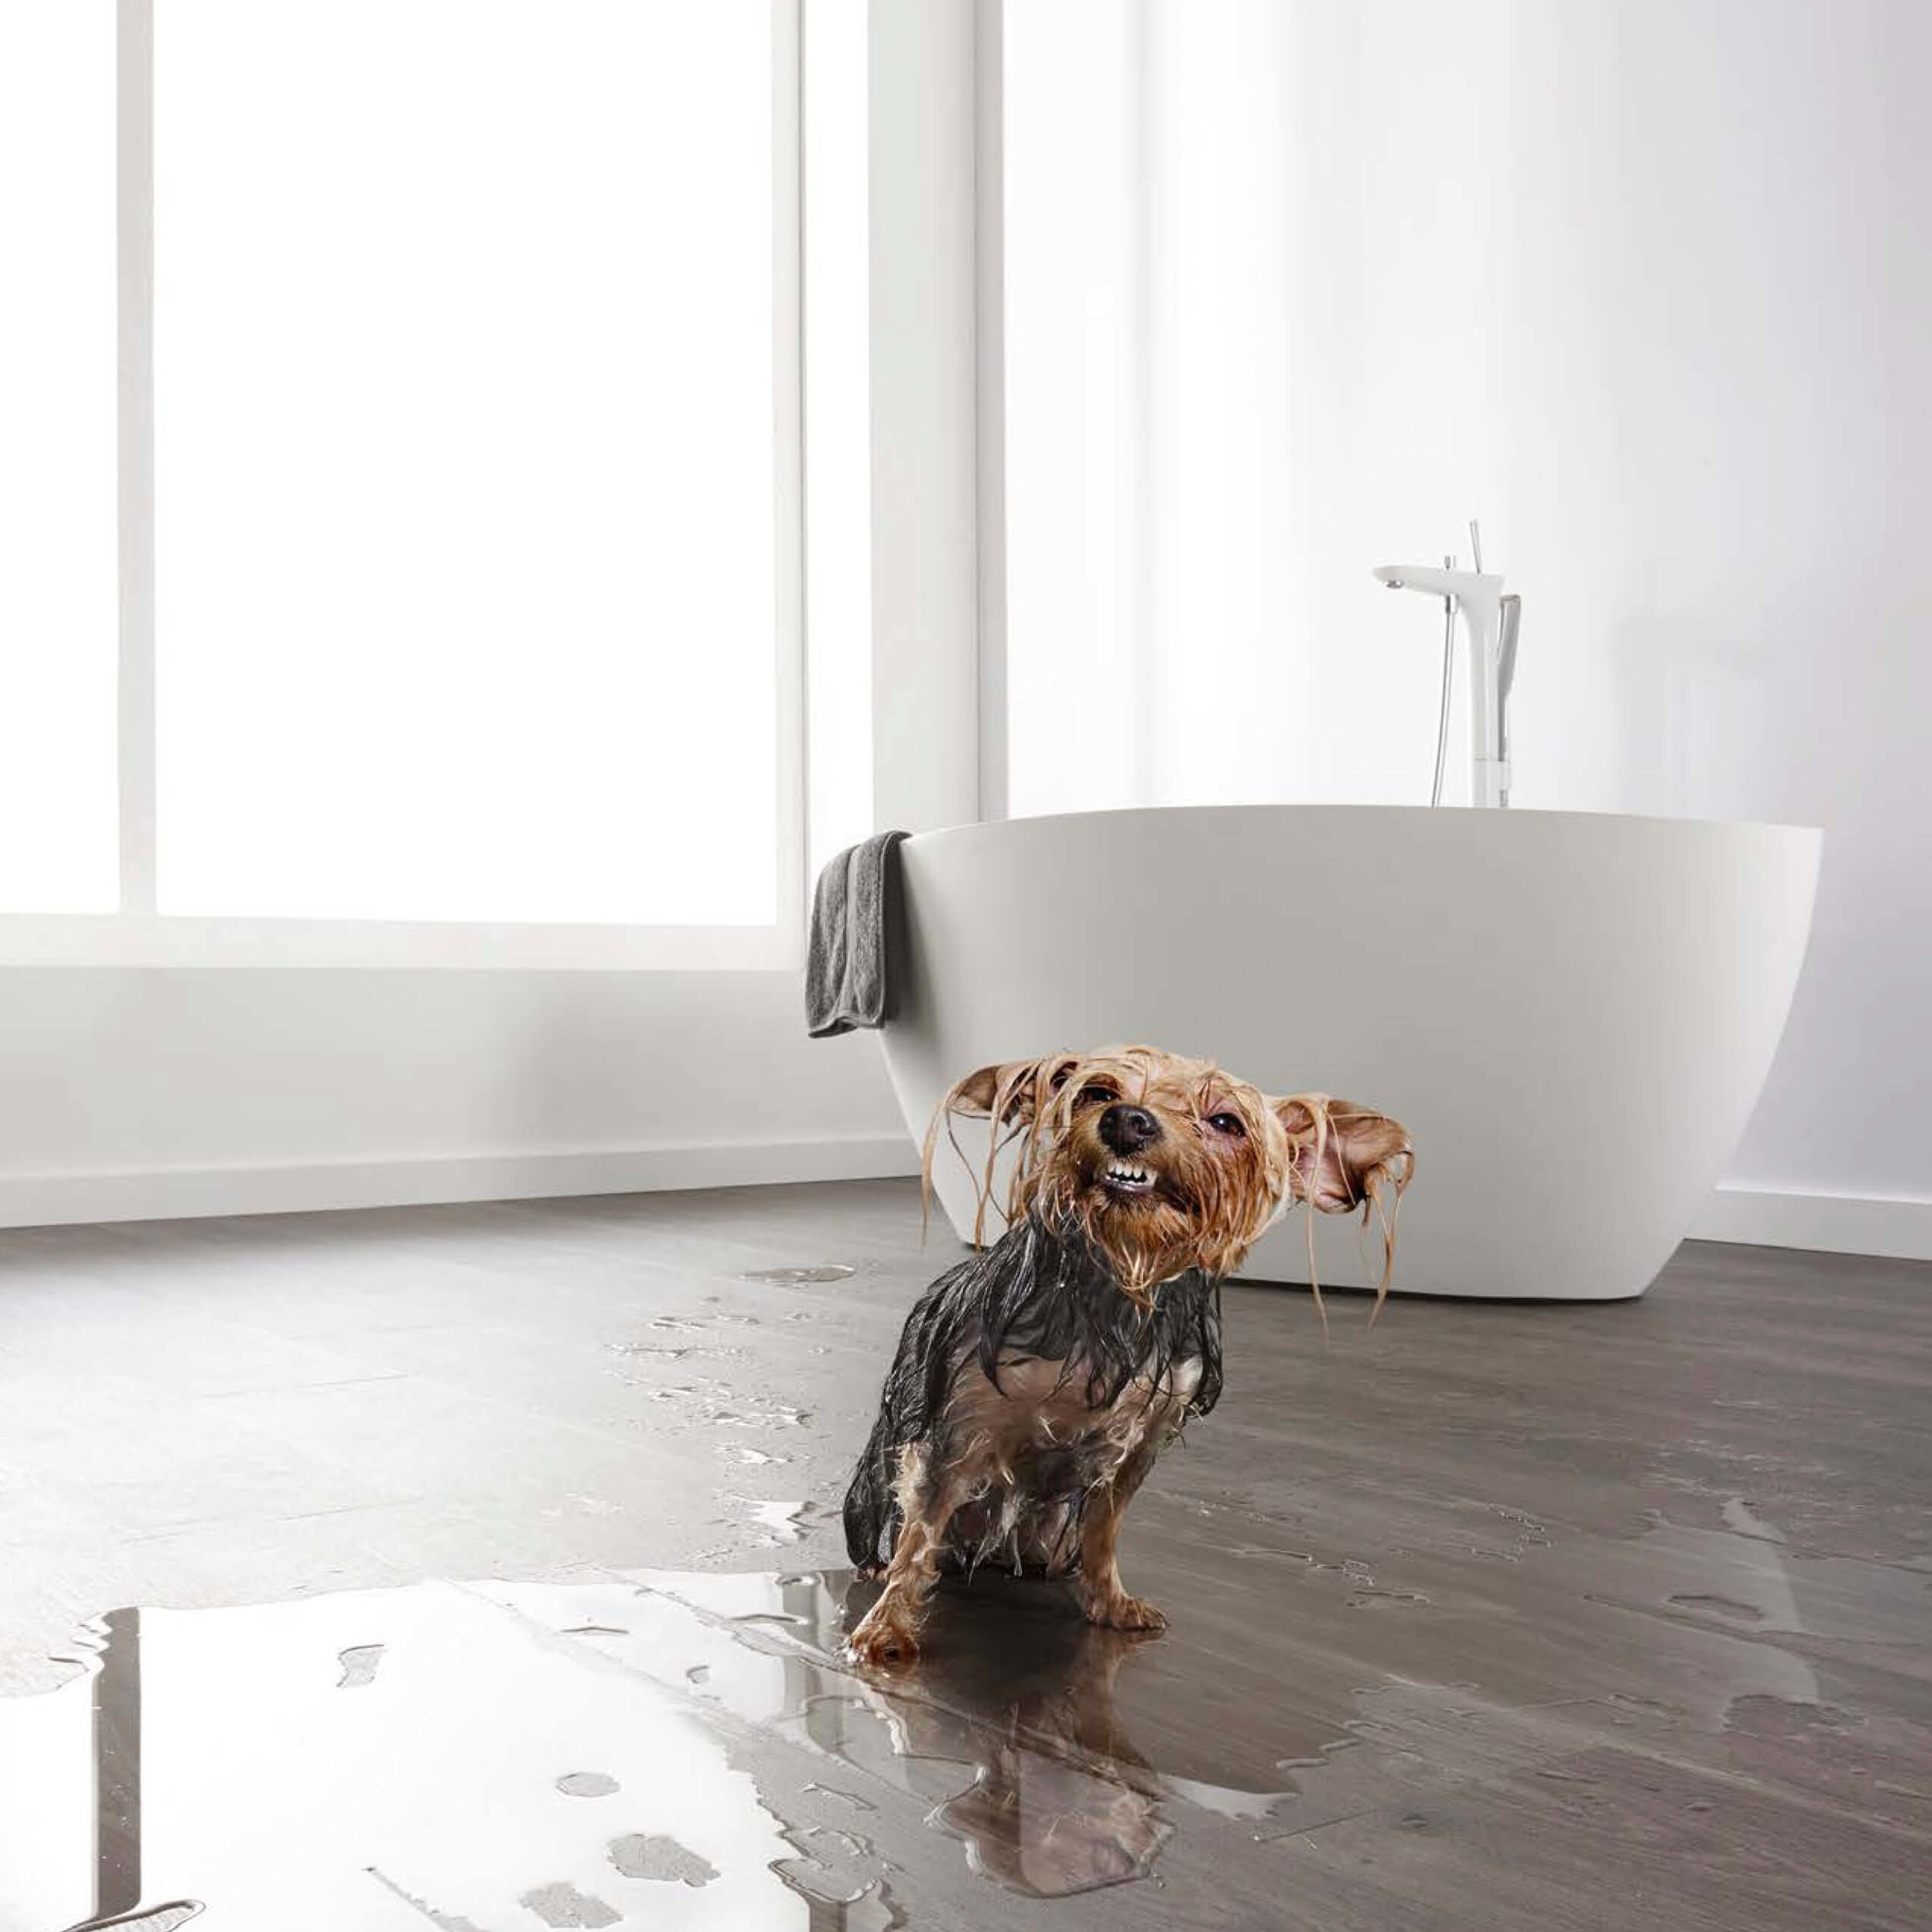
[843,1045,1413,1667]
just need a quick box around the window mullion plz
[773,0,807,953]
[115,0,158,916]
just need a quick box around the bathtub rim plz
[893,801,1824,855]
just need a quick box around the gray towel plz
[806,831,911,1037]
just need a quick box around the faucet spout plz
[1372,563,1503,602]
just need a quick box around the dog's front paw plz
[846,1603,921,1668]
[1086,1590,1168,1634]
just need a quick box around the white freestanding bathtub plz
[877,807,1820,1300]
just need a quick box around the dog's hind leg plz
[1074,1444,1168,1633]
[846,1445,968,1668]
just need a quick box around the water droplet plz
[335,1644,384,1689]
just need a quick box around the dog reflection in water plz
[833,1569,1171,1897]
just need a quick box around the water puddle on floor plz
[739,1265,856,1286]
[0,1566,1297,1930]
[730,1499,828,1546]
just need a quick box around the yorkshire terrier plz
[843,1044,1414,1668]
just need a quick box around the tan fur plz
[926,1043,1414,1310]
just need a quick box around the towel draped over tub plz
[805,830,910,1037]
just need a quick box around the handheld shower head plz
[1496,593,1522,710]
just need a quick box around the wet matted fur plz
[843,1044,1413,1667]
[843,1214,1224,1577]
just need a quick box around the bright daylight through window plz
[3,1,786,933]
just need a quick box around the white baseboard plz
[0,1133,922,1231]
[1691,1185,1932,1263]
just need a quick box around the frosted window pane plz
[0,2,118,913]
[155,2,777,924]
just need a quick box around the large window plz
[2,0,802,964]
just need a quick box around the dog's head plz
[930,1044,1414,1302]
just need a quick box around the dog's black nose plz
[1099,1104,1161,1155]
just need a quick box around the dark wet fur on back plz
[843,1215,1222,1571]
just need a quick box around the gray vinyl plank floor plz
[0,1180,1926,1930]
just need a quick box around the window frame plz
[0,0,806,972]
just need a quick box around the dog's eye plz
[1205,1111,1246,1138]
[1077,1084,1117,1108]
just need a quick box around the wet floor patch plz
[335,1643,386,1688]
[606,1832,719,1886]
[0,1565,1299,1928]
[733,1497,833,1546]
[519,1877,621,1927]
[10,1488,1901,1929]
[739,1265,857,1286]
[1668,1592,1766,1623]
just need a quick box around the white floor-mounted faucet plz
[1374,526,1521,808]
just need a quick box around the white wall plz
[0,969,905,1226]
[868,0,986,833]
[1005,0,1932,1252]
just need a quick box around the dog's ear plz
[1273,1095,1415,1216]
[943,1053,1082,1125]
[1273,1093,1416,1323]
[926,1052,1082,1248]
